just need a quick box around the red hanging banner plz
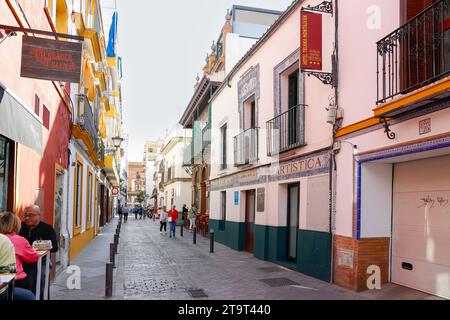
[300,11,322,71]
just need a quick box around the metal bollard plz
[210,229,214,253]
[110,243,115,267]
[105,263,113,297]
[114,234,119,246]
[193,227,197,244]
[180,224,184,237]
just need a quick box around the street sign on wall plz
[20,36,82,83]
[300,11,322,71]
[112,187,119,196]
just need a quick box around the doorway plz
[287,183,300,262]
[245,190,256,253]
[54,169,64,266]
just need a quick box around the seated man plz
[19,205,58,298]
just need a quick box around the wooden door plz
[287,183,300,262]
[245,190,256,253]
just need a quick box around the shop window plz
[74,160,83,234]
[0,137,11,211]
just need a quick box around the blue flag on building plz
[107,12,118,57]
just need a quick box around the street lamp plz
[112,136,124,149]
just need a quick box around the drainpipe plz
[329,0,339,285]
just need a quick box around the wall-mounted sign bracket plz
[0,24,84,41]
[304,71,334,87]
[302,1,333,15]
[379,117,396,140]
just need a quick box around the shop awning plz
[0,85,43,155]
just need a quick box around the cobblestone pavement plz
[115,218,441,300]
[51,216,442,300]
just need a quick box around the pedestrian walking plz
[123,205,129,222]
[182,204,188,227]
[134,206,138,220]
[138,205,143,220]
[159,207,168,234]
[117,202,123,222]
[168,205,178,238]
[188,203,198,232]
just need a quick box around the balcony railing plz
[233,127,259,166]
[202,123,211,151]
[94,138,105,163]
[376,0,450,104]
[76,95,99,143]
[183,142,194,167]
[266,105,304,156]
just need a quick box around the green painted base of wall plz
[209,219,244,251]
[298,230,331,282]
[210,221,331,283]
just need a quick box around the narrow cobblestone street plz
[50,216,442,300]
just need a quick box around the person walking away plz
[138,205,143,220]
[168,205,178,238]
[123,205,129,222]
[0,232,35,300]
[0,212,40,291]
[18,205,58,298]
[117,203,123,222]
[159,207,168,234]
[188,204,198,232]
[134,206,138,220]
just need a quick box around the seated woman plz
[0,212,40,292]
[0,232,35,300]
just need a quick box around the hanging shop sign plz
[300,11,322,70]
[20,36,82,83]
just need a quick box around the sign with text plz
[300,11,322,70]
[21,36,82,83]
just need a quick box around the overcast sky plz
[104,0,294,161]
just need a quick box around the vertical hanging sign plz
[300,11,322,70]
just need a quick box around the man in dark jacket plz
[19,205,58,298]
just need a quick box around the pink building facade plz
[208,0,450,299]
[334,0,450,298]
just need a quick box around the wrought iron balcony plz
[266,105,304,156]
[202,123,211,151]
[233,127,259,166]
[94,138,105,163]
[182,142,194,167]
[376,0,450,104]
[76,94,99,143]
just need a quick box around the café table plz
[0,273,16,300]
[35,250,50,300]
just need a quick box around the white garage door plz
[392,155,450,299]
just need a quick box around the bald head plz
[23,205,41,228]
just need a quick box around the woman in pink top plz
[0,211,40,290]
